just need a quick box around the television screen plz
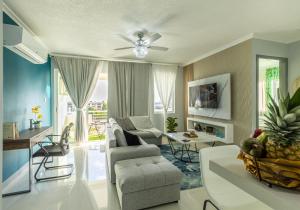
[189,83,218,108]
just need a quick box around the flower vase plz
[34,122,41,129]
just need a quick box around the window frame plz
[256,55,288,128]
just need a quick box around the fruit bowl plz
[238,87,300,190]
[238,150,300,190]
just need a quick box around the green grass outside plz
[88,134,106,141]
[87,110,107,141]
[88,111,107,115]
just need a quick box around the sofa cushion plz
[129,116,153,129]
[115,156,182,194]
[128,130,157,139]
[115,130,127,147]
[123,130,141,146]
[112,124,127,147]
[116,117,136,131]
[106,124,117,149]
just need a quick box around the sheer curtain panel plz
[153,64,177,132]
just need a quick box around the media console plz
[186,117,233,144]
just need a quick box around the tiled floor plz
[3,142,215,210]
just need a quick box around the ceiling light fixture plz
[114,31,168,58]
[133,45,148,58]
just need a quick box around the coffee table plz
[164,132,216,163]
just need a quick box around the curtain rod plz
[50,53,181,66]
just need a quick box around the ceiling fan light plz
[133,45,148,58]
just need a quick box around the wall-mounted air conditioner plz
[3,24,48,64]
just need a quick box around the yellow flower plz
[32,106,40,114]
[37,114,43,120]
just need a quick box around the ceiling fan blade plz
[146,33,162,44]
[119,34,135,44]
[114,47,134,51]
[149,46,168,51]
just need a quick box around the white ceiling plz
[4,0,300,65]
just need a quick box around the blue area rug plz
[159,144,202,190]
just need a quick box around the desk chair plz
[33,123,74,182]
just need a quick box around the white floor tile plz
[3,143,212,210]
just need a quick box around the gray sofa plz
[105,118,182,210]
[106,118,161,183]
[116,116,162,145]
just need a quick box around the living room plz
[1,1,300,210]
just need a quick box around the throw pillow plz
[115,118,126,130]
[124,118,136,130]
[123,130,141,146]
[114,128,128,147]
[129,116,153,129]
[116,117,136,131]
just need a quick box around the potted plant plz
[239,87,300,189]
[31,105,43,129]
[166,117,178,133]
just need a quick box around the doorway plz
[256,55,288,128]
[54,70,108,144]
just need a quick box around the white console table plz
[187,117,233,144]
[209,157,300,210]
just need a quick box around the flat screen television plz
[189,83,218,108]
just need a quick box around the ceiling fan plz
[114,32,168,58]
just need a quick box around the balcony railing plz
[87,110,107,141]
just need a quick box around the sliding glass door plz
[54,70,108,144]
[86,72,108,142]
[256,55,288,128]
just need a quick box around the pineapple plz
[264,88,300,160]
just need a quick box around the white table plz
[165,132,219,144]
[209,157,300,210]
[164,132,216,163]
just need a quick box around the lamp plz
[133,45,148,58]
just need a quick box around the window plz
[153,79,175,113]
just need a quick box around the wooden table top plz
[3,126,53,150]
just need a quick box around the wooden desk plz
[4,126,53,150]
[209,157,300,210]
[3,126,53,197]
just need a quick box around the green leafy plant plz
[166,117,178,133]
[289,88,300,110]
[264,88,300,146]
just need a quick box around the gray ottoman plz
[115,156,182,210]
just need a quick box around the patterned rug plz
[159,144,202,190]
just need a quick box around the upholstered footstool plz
[115,156,182,210]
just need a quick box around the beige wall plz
[184,40,253,145]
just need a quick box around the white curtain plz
[153,64,177,132]
[53,56,103,144]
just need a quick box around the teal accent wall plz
[3,13,52,181]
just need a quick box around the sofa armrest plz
[108,144,160,183]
